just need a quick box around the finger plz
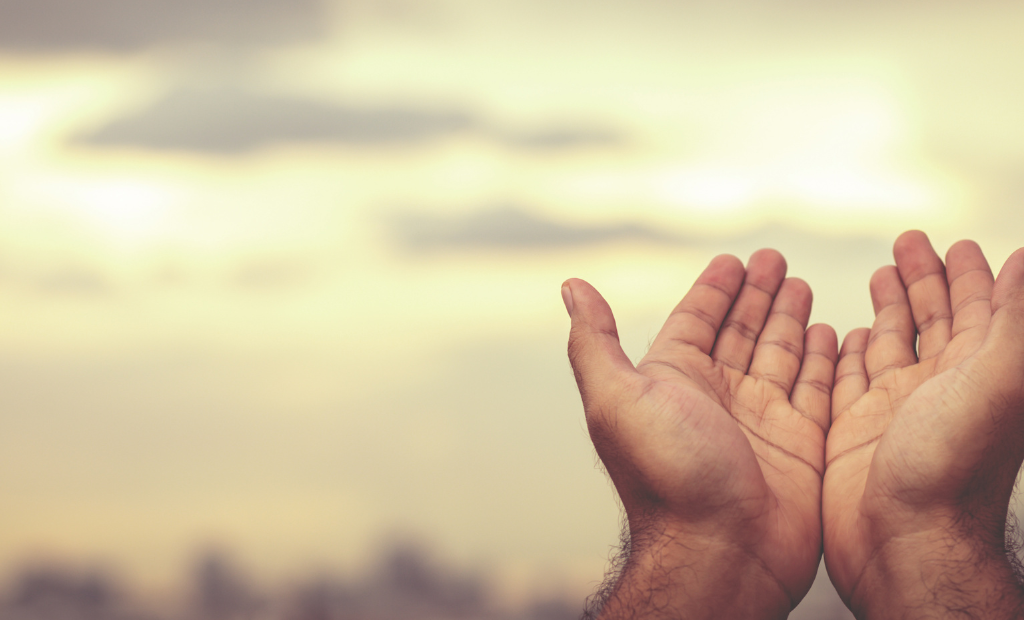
[832,328,869,422]
[945,239,994,340]
[563,279,636,407]
[748,277,813,394]
[893,230,953,361]
[993,247,1024,314]
[865,265,918,381]
[646,254,746,359]
[711,248,788,373]
[987,248,1024,395]
[791,323,839,433]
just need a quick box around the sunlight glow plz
[652,162,932,214]
[645,85,938,216]
[25,175,177,244]
[657,167,757,210]
[0,99,48,152]
[785,166,931,211]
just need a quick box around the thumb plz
[988,247,1024,401]
[562,278,636,405]
[992,247,1024,317]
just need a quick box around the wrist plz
[594,518,793,620]
[849,526,1024,620]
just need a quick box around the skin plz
[563,249,838,619]
[565,232,1024,618]
[823,231,1024,619]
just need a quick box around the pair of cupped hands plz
[562,231,1024,619]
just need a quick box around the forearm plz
[849,527,1024,620]
[589,522,793,620]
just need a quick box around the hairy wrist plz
[586,518,793,620]
[849,525,1024,620]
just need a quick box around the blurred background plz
[1,1,1023,618]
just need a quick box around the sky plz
[0,0,1023,617]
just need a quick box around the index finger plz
[646,254,746,359]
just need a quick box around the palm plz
[569,250,837,603]
[636,351,830,588]
[823,232,1023,599]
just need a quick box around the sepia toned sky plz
[1,0,1023,615]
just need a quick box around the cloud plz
[384,207,894,313]
[388,206,680,252]
[494,128,623,150]
[77,87,623,153]
[33,268,112,297]
[229,258,311,290]
[0,0,328,52]
[79,88,475,153]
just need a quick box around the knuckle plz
[722,317,759,342]
[566,328,588,370]
[800,377,832,396]
[762,337,801,358]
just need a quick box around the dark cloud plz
[0,0,328,52]
[389,206,680,252]
[79,88,475,153]
[77,87,623,154]
[494,128,623,150]
[385,207,894,303]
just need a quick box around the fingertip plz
[694,254,746,296]
[945,239,984,265]
[869,265,898,289]
[564,279,634,393]
[703,253,746,283]
[993,247,1024,311]
[710,253,745,271]
[652,253,746,358]
[893,229,932,258]
[868,265,904,314]
[784,277,813,303]
[840,327,870,357]
[894,229,929,243]
[945,240,991,284]
[809,321,838,337]
[562,277,588,291]
[748,247,788,276]
[844,326,871,340]
[560,278,586,315]
[751,247,786,262]
[893,230,940,287]
[773,278,814,326]
[743,249,788,299]
[998,247,1024,279]
[806,323,839,361]
[563,278,608,319]
[560,282,574,317]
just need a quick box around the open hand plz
[823,231,1024,617]
[564,250,837,618]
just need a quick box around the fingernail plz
[561,285,574,316]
